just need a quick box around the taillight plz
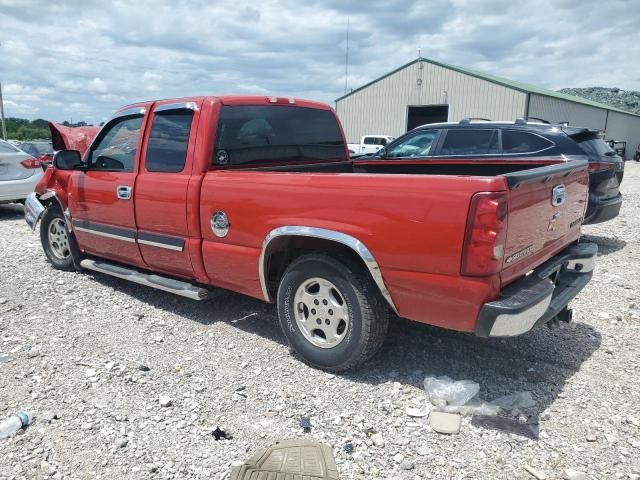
[20,158,43,169]
[588,161,612,172]
[461,192,508,277]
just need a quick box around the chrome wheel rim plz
[48,219,71,260]
[294,277,350,349]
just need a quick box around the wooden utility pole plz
[0,81,7,140]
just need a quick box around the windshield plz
[214,105,345,166]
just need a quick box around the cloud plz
[0,0,638,122]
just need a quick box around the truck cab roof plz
[114,95,333,115]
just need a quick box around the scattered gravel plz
[1,163,640,479]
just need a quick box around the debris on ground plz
[424,375,535,416]
[342,441,354,454]
[0,411,33,439]
[212,427,231,441]
[370,432,385,447]
[524,464,547,480]
[158,395,173,407]
[230,440,338,480]
[429,411,462,434]
[40,411,59,424]
[563,468,587,480]
[299,416,312,433]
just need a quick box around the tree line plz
[1,118,95,141]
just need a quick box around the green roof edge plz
[335,57,640,119]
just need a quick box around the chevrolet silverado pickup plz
[24,95,597,371]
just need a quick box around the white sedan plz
[0,139,44,204]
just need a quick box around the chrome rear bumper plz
[475,242,597,338]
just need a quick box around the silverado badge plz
[505,244,535,264]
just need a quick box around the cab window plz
[89,116,142,171]
[145,110,194,173]
[214,105,345,166]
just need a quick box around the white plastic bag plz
[423,376,480,408]
[423,375,535,417]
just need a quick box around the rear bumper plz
[584,193,622,225]
[0,171,42,202]
[475,242,597,337]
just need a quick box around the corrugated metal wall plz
[335,61,526,142]
[529,95,640,159]
[605,111,640,160]
[528,94,607,130]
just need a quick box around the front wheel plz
[277,253,389,371]
[40,207,79,271]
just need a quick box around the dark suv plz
[359,119,624,224]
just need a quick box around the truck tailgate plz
[500,161,589,286]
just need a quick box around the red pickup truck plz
[24,95,597,371]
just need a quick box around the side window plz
[145,111,194,173]
[363,137,376,145]
[439,129,499,156]
[385,130,438,158]
[89,116,142,171]
[502,131,553,154]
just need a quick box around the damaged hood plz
[49,123,99,155]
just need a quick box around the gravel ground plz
[1,164,639,480]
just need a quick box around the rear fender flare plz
[259,226,398,314]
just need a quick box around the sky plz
[1,0,639,124]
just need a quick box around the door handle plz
[117,185,132,200]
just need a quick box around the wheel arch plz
[38,190,72,231]
[259,226,398,314]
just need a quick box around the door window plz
[145,111,194,172]
[439,129,499,156]
[502,130,553,154]
[89,116,142,171]
[385,130,438,158]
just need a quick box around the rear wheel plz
[277,253,389,371]
[40,207,79,271]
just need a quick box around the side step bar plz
[80,259,209,301]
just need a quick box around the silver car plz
[0,139,44,204]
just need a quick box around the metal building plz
[335,57,640,159]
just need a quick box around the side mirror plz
[377,147,387,158]
[53,150,83,170]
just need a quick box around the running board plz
[80,259,209,300]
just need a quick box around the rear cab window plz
[213,105,345,167]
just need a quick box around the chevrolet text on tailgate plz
[25,96,597,371]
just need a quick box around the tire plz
[40,206,80,271]
[277,253,389,371]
